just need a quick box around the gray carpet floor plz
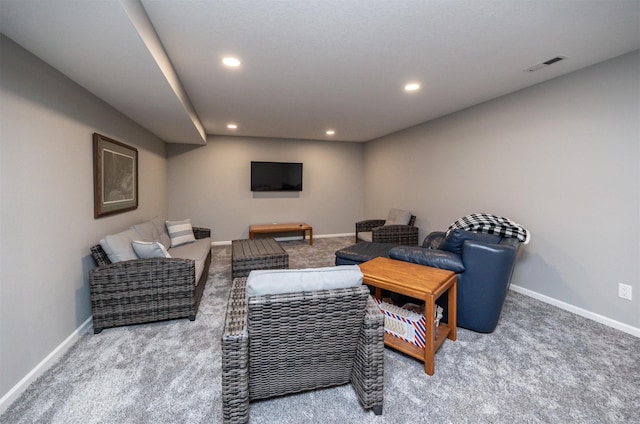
[2,237,639,423]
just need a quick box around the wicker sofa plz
[222,267,384,422]
[89,217,211,334]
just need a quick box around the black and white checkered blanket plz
[447,213,531,244]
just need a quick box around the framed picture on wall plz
[93,133,138,218]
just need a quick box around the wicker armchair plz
[356,214,419,245]
[89,227,211,334]
[221,277,384,423]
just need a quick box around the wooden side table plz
[359,257,457,375]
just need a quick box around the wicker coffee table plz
[231,238,289,279]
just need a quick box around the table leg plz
[309,228,313,245]
[249,231,254,240]
[424,295,435,376]
[448,278,457,341]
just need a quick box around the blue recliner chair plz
[388,229,521,333]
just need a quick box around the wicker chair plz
[89,227,211,334]
[356,214,419,245]
[221,277,385,423]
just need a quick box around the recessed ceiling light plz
[227,123,238,129]
[404,82,421,92]
[222,57,241,67]
[326,130,335,136]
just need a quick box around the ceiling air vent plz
[524,56,568,72]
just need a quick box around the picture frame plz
[93,133,138,218]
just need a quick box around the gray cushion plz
[130,220,160,242]
[99,228,139,263]
[150,216,171,249]
[132,241,171,259]
[169,238,211,283]
[166,218,196,247]
[357,231,372,242]
[385,209,412,226]
[246,265,363,297]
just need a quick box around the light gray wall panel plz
[0,36,168,400]
[364,51,639,328]
[167,136,364,242]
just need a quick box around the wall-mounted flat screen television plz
[251,161,303,192]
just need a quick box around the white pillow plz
[99,228,139,263]
[385,209,412,226]
[131,241,171,259]
[165,219,196,247]
[246,265,363,297]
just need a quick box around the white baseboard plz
[212,233,355,246]
[0,317,93,414]
[510,284,640,338]
[315,232,354,239]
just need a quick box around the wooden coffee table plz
[359,257,457,375]
[249,223,313,245]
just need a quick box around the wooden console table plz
[359,257,457,375]
[249,223,313,245]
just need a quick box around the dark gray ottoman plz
[232,238,289,278]
[334,242,396,266]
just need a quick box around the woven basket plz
[375,299,442,348]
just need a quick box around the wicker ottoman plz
[231,238,289,278]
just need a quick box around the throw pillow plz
[384,208,412,226]
[246,265,363,297]
[130,220,160,242]
[150,216,171,249]
[439,229,501,256]
[99,228,139,263]
[165,219,196,247]
[131,241,171,259]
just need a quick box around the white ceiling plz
[1,0,639,144]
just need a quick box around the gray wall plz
[364,51,640,329]
[167,136,364,242]
[0,36,168,400]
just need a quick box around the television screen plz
[251,161,303,192]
